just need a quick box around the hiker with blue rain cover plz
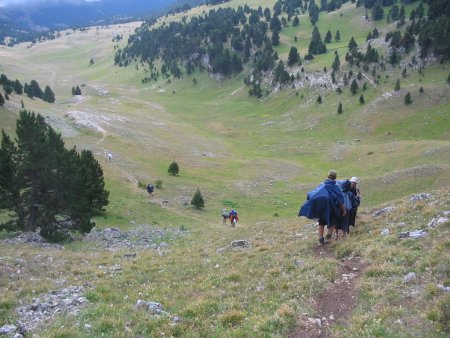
[298,170,346,246]
[146,183,154,197]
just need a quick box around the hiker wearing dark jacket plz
[348,177,361,229]
[299,170,346,246]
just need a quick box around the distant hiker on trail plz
[348,177,361,229]
[107,153,112,162]
[146,183,154,197]
[298,170,346,246]
[229,209,239,227]
[222,209,229,223]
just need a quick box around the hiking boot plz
[325,233,332,240]
[318,237,325,246]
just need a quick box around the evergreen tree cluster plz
[117,0,349,86]
[0,73,55,103]
[72,85,82,95]
[0,111,109,242]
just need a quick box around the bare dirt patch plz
[288,244,367,337]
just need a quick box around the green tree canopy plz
[168,161,179,176]
[191,188,205,209]
[0,111,109,241]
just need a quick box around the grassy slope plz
[0,0,449,336]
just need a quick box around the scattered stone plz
[403,272,417,283]
[437,284,450,292]
[437,217,449,225]
[1,232,64,249]
[123,253,137,259]
[231,240,250,248]
[373,207,396,217]
[13,285,90,332]
[13,334,23,338]
[410,193,432,202]
[84,225,185,251]
[307,317,322,327]
[0,325,17,335]
[399,230,427,239]
[135,300,168,316]
[381,229,390,236]
[294,259,305,268]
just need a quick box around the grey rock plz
[410,193,432,202]
[403,272,417,283]
[437,284,450,292]
[373,207,396,217]
[381,229,390,236]
[399,230,427,239]
[231,240,250,248]
[0,325,17,335]
[294,259,305,268]
[13,334,24,338]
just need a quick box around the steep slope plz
[0,0,449,336]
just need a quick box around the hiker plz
[222,209,229,223]
[298,170,346,246]
[107,153,112,162]
[229,209,239,227]
[336,179,357,238]
[348,177,361,229]
[146,183,154,197]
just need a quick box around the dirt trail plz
[288,243,367,337]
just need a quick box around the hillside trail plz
[287,235,367,338]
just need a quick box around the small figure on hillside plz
[229,209,239,227]
[348,177,361,230]
[107,153,113,162]
[298,170,346,246]
[222,208,229,224]
[146,183,154,197]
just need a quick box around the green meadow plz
[0,0,449,336]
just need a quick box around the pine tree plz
[335,30,341,42]
[337,102,343,114]
[359,94,365,104]
[331,54,340,71]
[168,161,179,176]
[372,1,384,20]
[350,79,359,95]
[324,30,332,43]
[0,93,4,106]
[317,95,322,104]
[43,86,55,103]
[419,86,424,94]
[288,46,300,65]
[394,78,400,91]
[404,92,412,104]
[191,188,205,209]
[0,111,109,241]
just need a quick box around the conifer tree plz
[168,161,179,176]
[288,46,300,65]
[324,30,332,43]
[404,92,412,104]
[359,94,365,104]
[394,78,400,91]
[337,102,343,114]
[191,188,205,209]
[331,54,340,71]
[43,86,55,103]
[350,79,359,95]
[0,93,4,106]
[335,30,341,42]
[0,111,109,241]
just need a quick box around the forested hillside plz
[116,0,449,95]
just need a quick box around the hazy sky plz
[0,0,100,7]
